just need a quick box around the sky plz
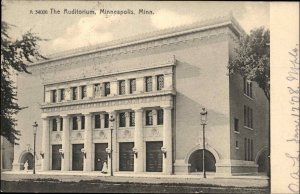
[2,1,270,55]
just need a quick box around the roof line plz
[30,15,244,67]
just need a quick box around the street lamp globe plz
[200,108,208,125]
[32,121,38,134]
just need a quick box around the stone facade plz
[12,15,269,176]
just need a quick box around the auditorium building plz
[12,15,269,176]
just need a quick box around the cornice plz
[43,58,176,86]
[41,90,176,113]
[28,15,242,69]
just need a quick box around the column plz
[77,116,82,130]
[77,87,80,100]
[100,83,105,97]
[125,112,130,127]
[163,106,173,174]
[100,114,105,129]
[57,89,61,102]
[164,73,173,90]
[87,84,94,98]
[56,117,61,132]
[41,117,50,171]
[65,88,71,101]
[152,76,157,92]
[108,111,117,175]
[61,115,70,171]
[152,109,157,126]
[45,90,51,103]
[83,113,93,171]
[134,108,144,173]
[125,79,130,94]
[136,77,145,93]
[110,81,118,96]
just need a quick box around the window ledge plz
[234,131,240,134]
[235,147,239,150]
[244,126,254,131]
[243,94,254,100]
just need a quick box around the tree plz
[1,21,46,144]
[228,27,270,101]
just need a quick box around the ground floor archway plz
[188,149,216,173]
[20,152,34,170]
[257,149,270,176]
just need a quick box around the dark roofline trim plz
[30,17,244,67]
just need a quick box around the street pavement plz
[1,171,270,193]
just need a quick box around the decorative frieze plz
[50,132,62,144]
[117,128,134,141]
[144,126,163,140]
[41,92,174,115]
[28,24,231,80]
[70,131,85,143]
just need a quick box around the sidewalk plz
[1,171,269,188]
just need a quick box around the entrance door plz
[146,141,163,172]
[72,144,84,171]
[119,142,134,171]
[95,143,108,171]
[52,145,62,170]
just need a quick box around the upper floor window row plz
[244,105,253,129]
[243,78,253,98]
[146,109,164,126]
[47,74,166,103]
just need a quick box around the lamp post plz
[32,121,38,174]
[200,108,208,178]
[109,115,115,176]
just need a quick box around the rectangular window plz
[72,117,78,130]
[157,75,164,90]
[129,112,135,127]
[243,78,253,98]
[60,89,65,101]
[94,114,100,129]
[119,112,126,127]
[146,110,153,126]
[94,84,101,97]
[81,85,87,99]
[244,138,247,160]
[51,90,57,103]
[104,114,109,128]
[129,79,136,94]
[52,118,57,131]
[248,139,251,161]
[251,139,254,161]
[72,87,77,100]
[234,118,239,132]
[119,80,126,95]
[60,118,63,131]
[104,82,110,96]
[145,76,152,92]
[235,141,239,149]
[81,116,85,130]
[244,105,253,128]
[157,109,164,125]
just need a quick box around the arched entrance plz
[20,152,34,170]
[256,149,270,176]
[188,149,216,173]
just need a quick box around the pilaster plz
[61,115,70,171]
[162,106,173,174]
[41,117,50,171]
[83,113,92,171]
[134,108,144,173]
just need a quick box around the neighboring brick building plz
[12,15,269,176]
